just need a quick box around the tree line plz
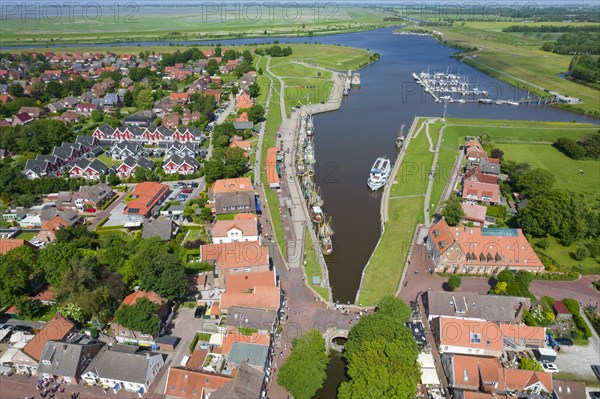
[503,25,600,33]
[568,55,600,88]
[553,132,600,160]
[541,32,600,55]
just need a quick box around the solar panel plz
[481,228,518,237]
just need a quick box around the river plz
[5,28,599,398]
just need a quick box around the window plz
[470,333,481,344]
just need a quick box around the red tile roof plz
[212,178,252,194]
[125,182,169,216]
[221,285,280,311]
[0,238,34,255]
[165,367,231,399]
[225,271,276,293]
[201,242,269,270]
[121,290,166,307]
[22,313,75,361]
[461,202,487,224]
[266,148,279,187]
[553,300,570,315]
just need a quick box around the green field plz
[499,143,600,198]
[411,21,600,116]
[16,232,36,241]
[269,63,332,79]
[0,6,390,46]
[532,237,600,276]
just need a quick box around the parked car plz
[194,306,206,318]
[555,337,573,346]
[191,182,199,188]
[592,365,600,381]
[186,216,193,223]
[589,392,600,399]
[182,188,193,194]
[173,182,186,189]
[176,194,188,201]
[541,363,559,373]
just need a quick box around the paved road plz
[86,191,127,231]
[423,119,442,226]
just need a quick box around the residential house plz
[465,140,488,163]
[210,361,263,399]
[164,141,199,158]
[111,290,171,346]
[461,202,488,226]
[17,106,45,119]
[204,89,222,103]
[462,181,500,204]
[236,92,254,110]
[12,112,33,125]
[142,219,179,241]
[61,95,80,108]
[162,113,181,130]
[426,219,544,275]
[172,126,204,143]
[225,270,276,294]
[432,317,504,358]
[239,72,257,91]
[169,92,190,104]
[423,291,531,323]
[0,238,35,255]
[201,241,270,287]
[116,156,155,179]
[211,178,255,215]
[76,103,99,116]
[50,184,114,212]
[80,159,108,180]
[47,101,65,113]
[15,314,76,375]
[123,110,154,127]
[82,345,165,395]
[229,139,251,152]
[124,182,170,218]
[442,354,552,398]
[37,340,103,384]
[220,285,280,313]
[224,306,278,335]
[164,367,231,399]
[181,109,201,125]
[266,147,280,189]
[113,124,144,141]
[500,323,545,349]
[552,379,586,399]
[108,140,144,160]
[226,342,270,372]
[464,165,498,185]
[162,155,199,175]
[57,110,81,124]
[211,213,259,244]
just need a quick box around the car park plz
[541,363,559,373]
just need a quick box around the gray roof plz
[215,191,255,214]
[40,207,82,226]
[211,361,263,399]
[37,341,103,379]
[136,157,155,170]
[233,121,254,130]
[227,343,268,368]
[424,291,531,323]
[78,183,113,204]
[142,219,176,241]
[225,307,276,332]
[83,345,163,384]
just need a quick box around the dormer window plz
[470,333,481,344]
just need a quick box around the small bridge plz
[324,328,350,352]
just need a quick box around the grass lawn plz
[304,228,331,301]
[269,62,332,79]
[97,153,121,167]
[183,226,202,243]
[16,232,36,241]
[532,236,600,276]
[282,78,333,116]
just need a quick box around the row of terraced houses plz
[92,123,206,144]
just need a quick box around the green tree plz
[134,88,154,109]
[38,243,80,286]
[113,297,161,336]
[375,295,411,322]
[135,238,187,299]
[277,330,328,399]
[493,281,508,294]
[57,302,86,324]
[199,206,214,222]
[247,104,265,124]
[339,337,420,399]
[513,168,555,198]
[519,357,543,371]
[123,90,134,107]
[8,83,23,97]
[447,275,462,291]
[248,81,261,98]
[441,197,464,226]
[91,109,104,122]
[0,246,38,308]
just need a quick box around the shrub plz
[562,298,580,314]
[573,314,592,338]
[447,275,462,291]
[536,238,549,249]
[573,246,590,261]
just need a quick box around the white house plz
[82,345,164,395]
[211,213,259,244]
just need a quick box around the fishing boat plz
[351,73,361,86]
[306,113,314,137]
[395,125,405,148]
[367,156,391,191]
[310,205,324,224]
[319,217,333,255]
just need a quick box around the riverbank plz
[414,23,600,117]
